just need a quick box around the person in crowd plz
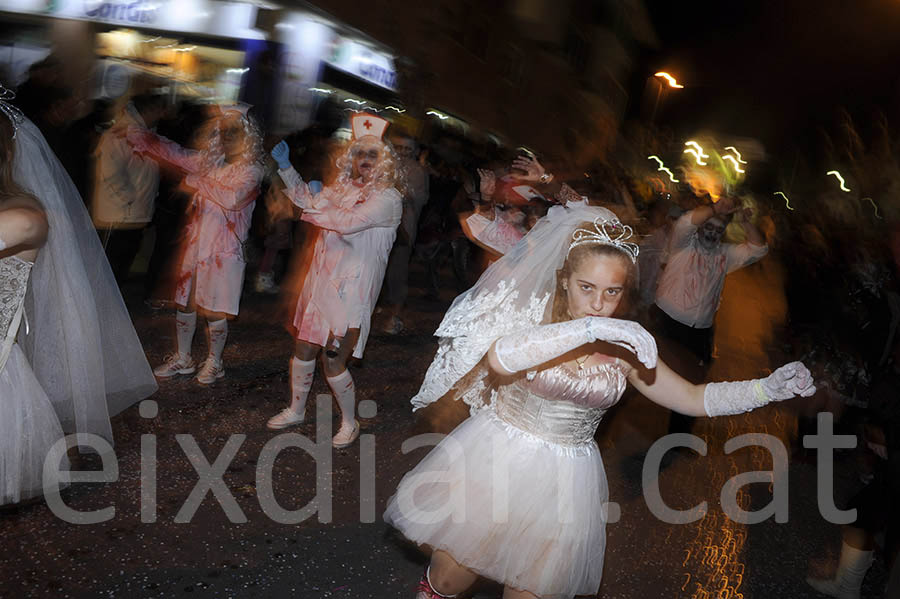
[129,104,264,384]
[652,195,768,437]
[379,129,429,334]
[265,113,402,448]
[637,195,676,312]
[93,93,167,284]
[384,199,814,599]
[806,340,900,599]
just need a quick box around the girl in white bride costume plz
[0,106,67,505]
[384,200,816,599]
[1,88,157,466]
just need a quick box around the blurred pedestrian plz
[93,93,166,284]
[265,113,402,448]
[130,105,264,384]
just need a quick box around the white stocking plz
[207,318,228,363]
[289,357,316,415]
[326,370,356,428]
[175,310,197,359]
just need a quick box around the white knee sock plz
[175,311,197,359]
[207,318,228,363]
[834,542,874,596]
[289,357,316,415]
[326,369,356,428]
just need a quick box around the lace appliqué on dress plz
[0,256,32,371]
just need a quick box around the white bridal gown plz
[385,356,629,599]
[0,255,66,505]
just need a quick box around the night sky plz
[641,0,900,160]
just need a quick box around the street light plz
[654,72,684,88]
[650,72,682,122]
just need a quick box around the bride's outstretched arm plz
[628,359,816,417]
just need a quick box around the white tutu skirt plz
[0,345,68,505]
[384,409,609,599]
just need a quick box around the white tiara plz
[0,85,24,139]
[567,217,639,263]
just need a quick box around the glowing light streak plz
[655,71,684,88]
[722,155,745,173]
[826,170,850,192]
[308,87,333,94]
[684,147,708,165]
[684,140,709,159]
[861,197,883,219]
[724,146,747,164]
[647,155,680,182]
[343,98,366,105]
[426,110,449,120]
[384,105,406,113]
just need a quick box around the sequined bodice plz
[494,360,629,447]
[0,256,32,346]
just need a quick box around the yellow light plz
[826,170,850,192]
[774,191,794,211]
[684,140,709,159]
[722,155,745,173]
[684,147,708,166]
[725,146,747,164]
[654,71,684,88]
[426,110,449,120]
[647,155,680,183]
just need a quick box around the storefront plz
[269,10,410,136]
[0,0,268,103]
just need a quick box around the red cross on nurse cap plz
[351,112,389,141]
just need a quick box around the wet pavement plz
[0,261,890,598]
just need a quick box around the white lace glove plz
[493,317,658,375]
[704,361,816,417]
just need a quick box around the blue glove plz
[271,140,291,170]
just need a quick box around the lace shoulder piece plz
[412,280,550,413]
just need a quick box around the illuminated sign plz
[325,39,397,91]
[83,0,158,24]
[0,0,263,40]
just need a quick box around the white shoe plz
[196,358,225,384]
[332,419,360,448]
[254,272,279,294]
[154,353,196,378]
[267,407,305,430]
[806,577,859,599]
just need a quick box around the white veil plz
[411,203,623,413]
[14,118,157,442]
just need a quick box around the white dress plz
[281,169,402,358]
[0,256,67,505]
[130,134,263,316]
[384,358,629,598]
